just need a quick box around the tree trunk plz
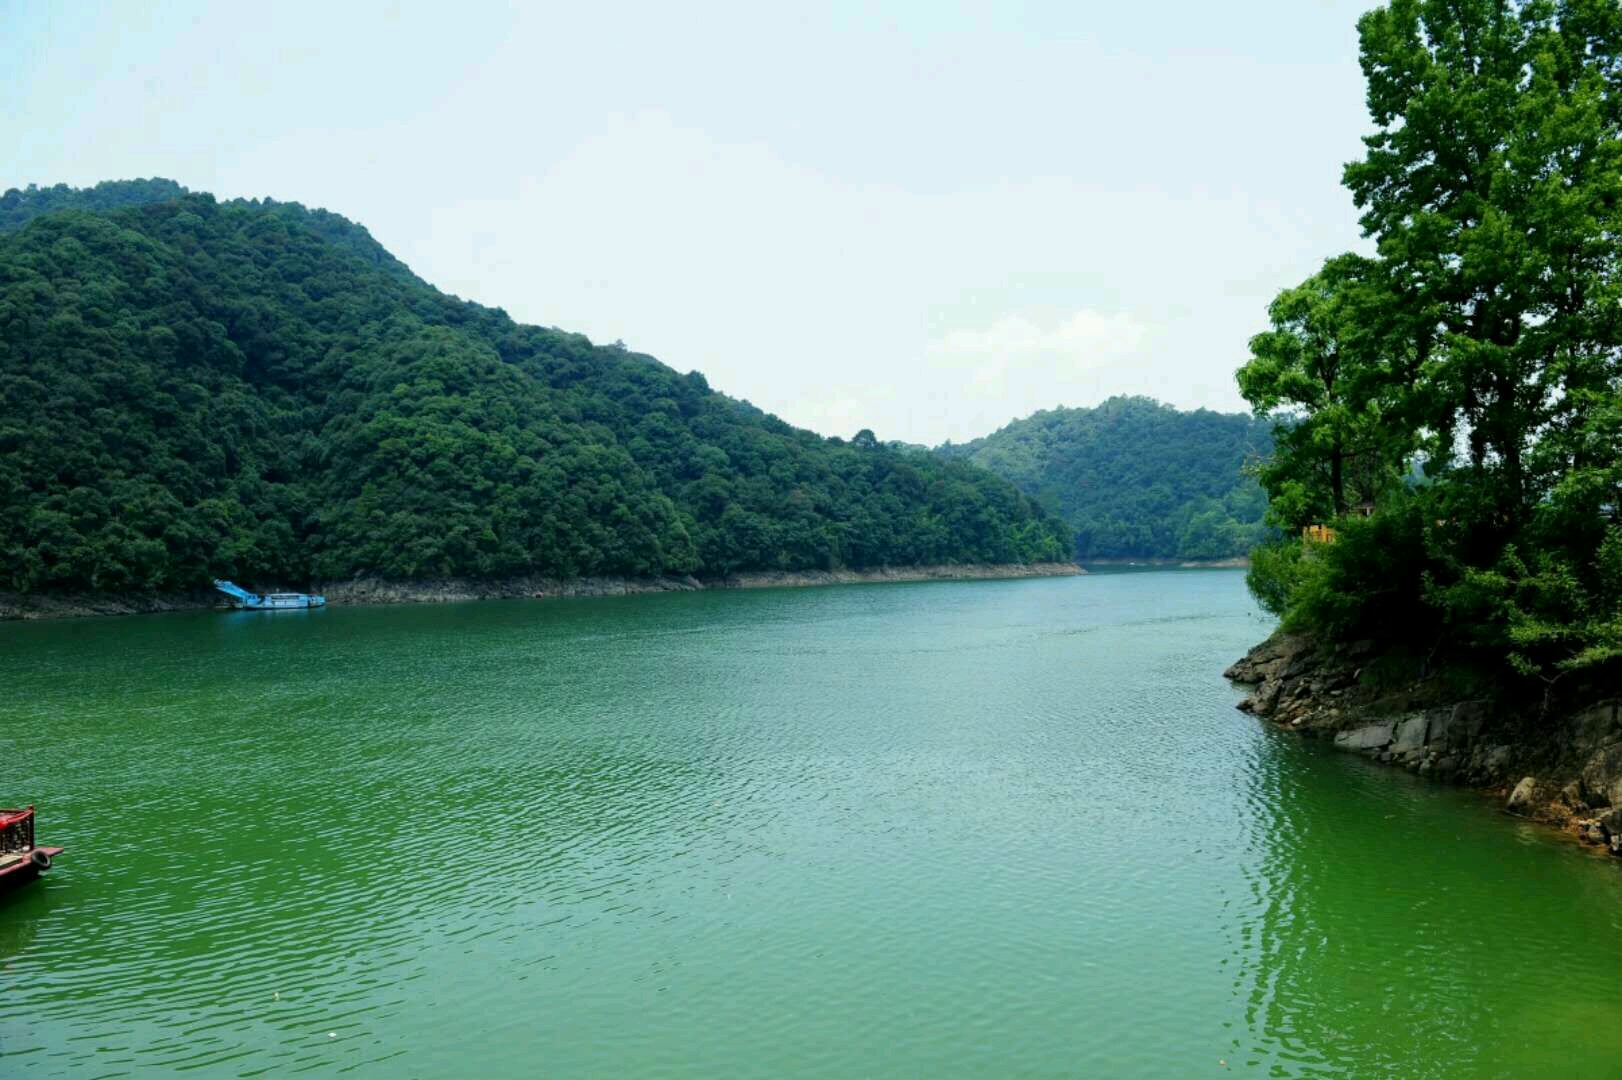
[1330,441,1346,517]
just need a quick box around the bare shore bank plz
[0,562,1083,621]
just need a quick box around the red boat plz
[0,807,63,891]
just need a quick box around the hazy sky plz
[6,1,1376,445]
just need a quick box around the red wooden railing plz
[0,807,36,853]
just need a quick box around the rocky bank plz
[1227,634,1622,856]
[0,562,1082,621]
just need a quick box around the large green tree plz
[1348,0,1622,523]
[1238,253,1413,527]
[1244,0,1622,681]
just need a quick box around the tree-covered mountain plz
[938,397,1272,560]
[0,178,189,231]
[0,180,1070,595]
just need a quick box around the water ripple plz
[3,574,1622,1076]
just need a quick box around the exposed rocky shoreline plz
[1227,634,1622,857]
[0,561,1083,621]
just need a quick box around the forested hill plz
[0,180,1070,595]
[0,178,188,231]
[938,397,1272,560]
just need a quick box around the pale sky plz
[6,1,1375,445]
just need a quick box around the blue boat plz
[213,580,326,610]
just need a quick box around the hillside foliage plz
[939,397,1273,560]
[0,183,1070,594]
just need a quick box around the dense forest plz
[939,397,1272,560]
[0,178,190,231]
[0,182,1070,595]
[1242,0,1622,689]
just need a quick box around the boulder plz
[1506,776,1540,815]
[1480,744,1514,780]
[1579,745,1622,808]
[1281,651,1321,679]
[1334,722,1396,753]
[1571,702,1622,749]
[1578,819,1607,845]
[1430,701,1489,749]
[1392,714,1430,754]
[1599,806,1622,839]
[1225,635,1310,683]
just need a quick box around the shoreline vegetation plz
[0,561,1082,622]
[1082,557,1249,570]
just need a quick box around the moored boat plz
[0,807,63,892]
[214,579,326,610]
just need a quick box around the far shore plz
[1081,556,1250,570]
[0,562,1084,622]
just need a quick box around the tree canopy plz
[0,182,1071,594]
[938,396,1273,560]
[1241,0,1622,685]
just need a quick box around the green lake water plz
[5,569,1622,1077]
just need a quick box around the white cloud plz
[931,310,1151,374]
[912,310,1160,440]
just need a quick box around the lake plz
[4,570,1622,1077]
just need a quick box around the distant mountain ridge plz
[0,179,1070,595]
[0,178,189,230]
[938,397,1272,560]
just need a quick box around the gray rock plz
[1579,819,1607,845]
[1334,722,1396,753]
[1430,701,1489,748]
[1572,702,1621,749]
[1481,745,1514,779]
[1580,745,1622,808]
[1393,714,1430,754]
[1506,776,1539,815]
[1599,806,1622,839]
[1282,652,1320,679]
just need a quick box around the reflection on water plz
[1233,730,1622,1077]
[2,573,1622,1077]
